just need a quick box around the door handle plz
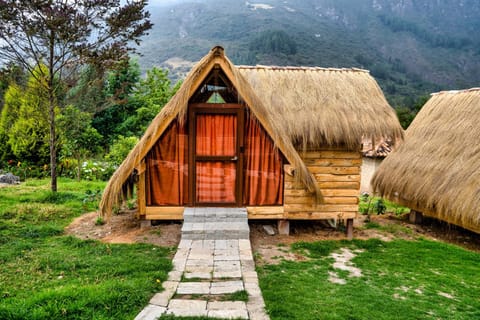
[231,156,238,161]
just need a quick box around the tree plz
[0,0,152,191]
[57,105,102,180]
[0,62,26,113]
[120,67,179,137]
[66,64,108,114]
[93,58,141,146]
[0,83,22,162]
[7,66,50,164]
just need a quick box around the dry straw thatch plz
[372,88,480,233]
[238,66,403,150]
[99,46,403,219]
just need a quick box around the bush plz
[373,198,387,215]
[80,160,116,181]
[105,135,139,166]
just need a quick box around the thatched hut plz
[99,46,403,235]
[372,88,480,233]
[360,137,396,193]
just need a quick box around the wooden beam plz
[346,218,354,239]
[145,206,184,220]
[278,220,290,235]
[247,206,284,219]
[285,211,357,220]
[135,159,146,174]
[137,172,146,217]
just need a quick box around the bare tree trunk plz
[49,30,57,192]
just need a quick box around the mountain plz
[139,0,480,107]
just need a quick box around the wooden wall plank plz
[284,204,358,212]
[300,151,361,159]
[307,166,360,175]
[284,189,359,197]
[285,181,360,190]
[284,196,358,205]
[314,174,361,182]
[303,158,362,167]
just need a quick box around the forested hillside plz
[141,0,480,109]
[0,0,478,175]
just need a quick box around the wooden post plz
[409,210,423,224]
[278,220,290,235]
[346,218,354,240]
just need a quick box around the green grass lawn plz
[2,179,480,320]
[257,239,480,320]
[0,178,173,320]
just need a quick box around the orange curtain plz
[243,113,284,205]
[195,114,237,203]
[196,114,236,156]
[146,121,188,205]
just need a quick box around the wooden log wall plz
[283,148,361,220]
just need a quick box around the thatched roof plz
[372,88,480,233]
[238,66,403,150]
[99,46,403,219]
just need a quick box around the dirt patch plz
[65,209,480,258]
[255,244,309,266]
[65,210,181,247]
[328,248,363,285]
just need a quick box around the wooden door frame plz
[188,103,245,206]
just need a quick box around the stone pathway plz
[135,208,270,320]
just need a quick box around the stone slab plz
[176,282,210,295]
[168,299,207,310]
[208,309,249,319]
[207,301,247,310]
[149,291,174,307]
[134,304,165,320]
[210,280,244,294]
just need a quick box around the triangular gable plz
[99,46,319,218]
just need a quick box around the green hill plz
[139,0,480,107]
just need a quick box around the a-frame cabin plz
[99,46,403,235]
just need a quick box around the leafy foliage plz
[249,30,298,55]
[92,59,141,146]
[57,105,102,180]
[2,66,50,164]
[105,135,139,166]
[0,0,152,191]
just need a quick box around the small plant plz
[373,198,387,215]
[112,205,120,215]
[127,199,136,210]
[364,221,381,229]
[82,189,102,210]
[95,216,105,226]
